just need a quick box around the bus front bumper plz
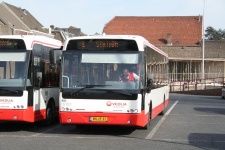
[59,111,148,127]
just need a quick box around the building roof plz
[0,2,29,30]
[161,46,202,60]
[50,26,85,43]
[59,26,84,36]
[3,2,45,32]
[0,2,87,42]
[103,16,202,46]
[204,40,225,59]
[161,40,225,61]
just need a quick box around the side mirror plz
[146,74,154,93]
[36,72,42,87]
[146,79,153,93]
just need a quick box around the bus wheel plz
[159,96,165,115]
[44,103,54,126]
[143,105,152,130]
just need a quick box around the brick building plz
[103,16,225,82]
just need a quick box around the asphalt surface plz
[0,93,225,150]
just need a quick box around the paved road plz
[0,93,225,150]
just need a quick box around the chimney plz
[50,25,54,29]
[167,33,172,46]
[198,14,202,22]
[12,25,15,35]
[49,26,52,34]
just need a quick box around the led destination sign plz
[83,40,119,48]
[67,39,138,51]
[0,39,26,49]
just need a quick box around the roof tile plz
[103,16,202,46]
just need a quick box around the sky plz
[2,0,225,35]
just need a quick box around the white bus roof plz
[0,35,62,50]
[63,35,168,57]
[64,34,145,43]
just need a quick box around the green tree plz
[205,26,225,40]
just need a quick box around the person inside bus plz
[120,68,139,82]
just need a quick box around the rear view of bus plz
[59,35,169,128]
[0,35,62,124]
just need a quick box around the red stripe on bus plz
[31,40,61,49]
[60,110,148,127]
[0,106,46,122]
[152,98,169,119]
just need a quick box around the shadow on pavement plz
[189,133,225,150]
[66,124,136,136]
[0,121,136,137]
[194,107,225,115]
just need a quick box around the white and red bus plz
[0,35,62,125]
[59,35,169,129]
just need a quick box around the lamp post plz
[201,0,205,90]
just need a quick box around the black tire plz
[159,97,165,115]
[43,103,55,126]
[143,105,152,130]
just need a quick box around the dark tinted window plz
[0,39,26,49]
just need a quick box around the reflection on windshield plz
[0,52,28,87]
[62,52,141,90]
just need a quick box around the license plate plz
[89,116,108,122]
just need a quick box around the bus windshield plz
[0,51,29,87]
[62,51,141,90]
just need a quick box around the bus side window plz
[33,56,41,87]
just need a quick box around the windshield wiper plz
[71,84,109,95]
[98,89,135,96]
[107,90,134,96]
[0,88,19,93]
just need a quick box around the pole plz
[201,0,205,90]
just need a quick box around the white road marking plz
[153,139,225,143]
[145,100,179,139]
[170,114,225,117]
[0,134,130,140]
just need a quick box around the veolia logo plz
[0,99,13,103]
[106,101,112,106]
[106,101,127,107]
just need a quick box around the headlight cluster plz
[61,107,73,111]
[127,109,138,113]
[14,105,24,109]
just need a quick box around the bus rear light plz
[67,118,72,123]
[127,120,131,124]
[13,116,18,120]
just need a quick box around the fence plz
[169,76,225,92]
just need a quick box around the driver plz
[120,68,139,82]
